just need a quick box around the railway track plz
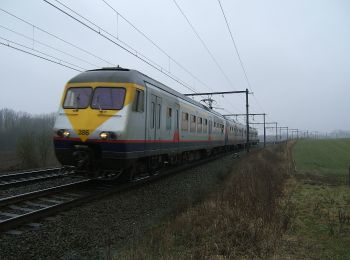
[0,179,97,232]
[0,167,71,189]
[0,149,249,233]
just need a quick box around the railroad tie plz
[0,211,19,218]
[8,205,34,213]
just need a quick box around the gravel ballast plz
[0,176,87,199]
[0,153,244,259]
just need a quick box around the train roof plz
[69,67,224,117]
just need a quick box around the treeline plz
[0,108,57,169]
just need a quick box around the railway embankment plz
[117,143,296,259]
[115,140,350,259]
[0,150,245,259]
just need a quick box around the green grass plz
[292,184,350,259]
[293,139,350,176]
[291,139,350,259]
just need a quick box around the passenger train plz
[53,67,259,180]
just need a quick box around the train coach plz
[53,67,259,180]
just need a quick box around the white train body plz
[53,67,259,177]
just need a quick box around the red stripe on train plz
[54,137,221,144]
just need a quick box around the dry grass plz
[0,151,19,173]
[117,144,295,259]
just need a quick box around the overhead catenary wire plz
[171,0,250,116]
[0,4,247,121]
[0,8,115,66]
[216,0,266,114]
[172,0,237,90]
[47,0,200,94]
[44,0,201,95]
[101,0,245,115]
[44,0,244,118]
[101,0,214,93]
[1,6,221,111]
[34,0,244,115]
[217,0,252,91]
[0,24,99,68]
[48,0,167,74]
[0,38,83,72]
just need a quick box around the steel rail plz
[0,167,69,188]
[0,179,93,232]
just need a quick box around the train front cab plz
[53,80,146,175]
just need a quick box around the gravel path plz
[0,153,245,260]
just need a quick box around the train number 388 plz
[78,129,90,135]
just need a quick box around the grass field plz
[293,138,350,176]
[291,139,350,259]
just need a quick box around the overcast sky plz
[1,0,349,134]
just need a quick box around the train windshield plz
[91,87,126,110]
[63,87,92,109]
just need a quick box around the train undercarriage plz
[55,142,257,182]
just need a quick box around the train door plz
[209,119,212,141]
[224,122,229,145]
[148,94,162,151]
[175,104,180,151]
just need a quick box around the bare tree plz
[16,131,39,169]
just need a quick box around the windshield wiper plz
[74,94,80,111]
[95,95,103,112]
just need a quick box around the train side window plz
[132,89,144,112]
[166,107,172,130]
[190,115,196,132]
[197,117,202,133]
[150,102,155,129]
[181,112,189,131]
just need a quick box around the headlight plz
[99,132,109,140]
[99,131,116,140]
[63,130,70,138]
[57,129,70,138]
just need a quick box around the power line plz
[0,37,83,72]
[42,0,245,114]
[0,8,115,66]
[1,5,242,115]
[101,0,244,115]
[1,4,247,117]
[48,0,164,72]
[101,0,215,93]
[217,0,251,91]
[171,0,249,114]
[216,0,266,114]
[44,0,200,94]
[172,0,236,90]
[0,5,249,122]
[0,24,99,68]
